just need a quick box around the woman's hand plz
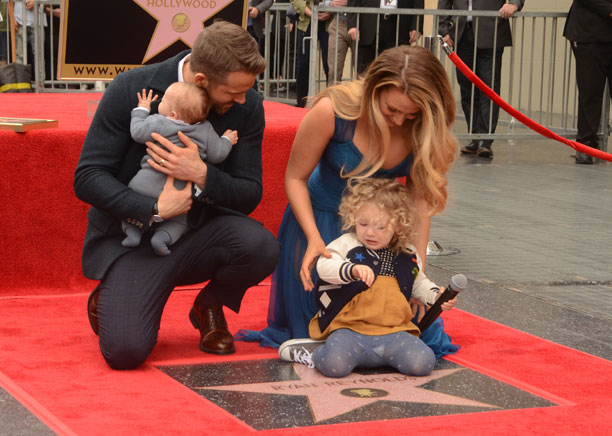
[300,237,331,291]
[146,131,207,187]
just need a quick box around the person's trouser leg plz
[312,329,365,377]
[327,17,348,85]
[0,32,8,64]
[474,47,503,147]
[248,25,261,91]
[456,27,476,133]
[356,42,376,75]
[572,42,612,148]
[296,26,311,107]
[97,215,280,369]
[318,21,330,82]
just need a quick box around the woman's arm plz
[413,197,431,272]
[285,97,336,290]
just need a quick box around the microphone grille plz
[450,274,468,292]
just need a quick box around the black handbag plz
[0,63,32,93]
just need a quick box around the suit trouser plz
[456,25,503,146]
[296,23,329,107]
[96,215,280,369]
[571,42,612,148]
[327,16,354,85]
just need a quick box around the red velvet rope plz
[444,48,612,162]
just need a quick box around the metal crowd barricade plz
[260,6,610,152]
[2,2,610,150]
[1,0,100,92]
[261,3,299,105]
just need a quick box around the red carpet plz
[1,286,611,435]
[2,94,612,435]
[0,94,306,295]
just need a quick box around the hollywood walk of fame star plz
[197,364,498,423]
[133,0,235,62]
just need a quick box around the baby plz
[123,82,238,255]
[279,177,458,378]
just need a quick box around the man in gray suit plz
[74,22,281,370]
[438,0,524,158]
[563,0,612,164]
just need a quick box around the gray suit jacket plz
[251,0,274,38]
[74,51,266,280]
[438,0,525,49]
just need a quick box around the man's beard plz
[211,102,233,115]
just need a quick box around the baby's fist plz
[223,129,239,145]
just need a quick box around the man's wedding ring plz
[160,158,165,166]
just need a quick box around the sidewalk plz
[426,136,612,361]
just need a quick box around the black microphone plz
[417,273,467,332]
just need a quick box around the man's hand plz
[352,264,375,287]
[146,131,207,188]
[499,3,518,19]
[156,176,193,220]
[442,34,454,49]
[318,11,331,21]
[249,6,259,18]
[409,30,421,44]
[137,89,158,110]
[348,27,359,41]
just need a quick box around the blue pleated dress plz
[236,117,459,359]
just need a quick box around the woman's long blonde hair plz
[311,45,458,216]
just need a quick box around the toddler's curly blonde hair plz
[338,178,417,253]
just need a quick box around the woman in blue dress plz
[238,45,459,358]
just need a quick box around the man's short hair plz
[190,21,266,86]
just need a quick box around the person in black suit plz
[74,21,281,370]
[563,0,612,164]
[347,0,424,74]
[438,0,524,158]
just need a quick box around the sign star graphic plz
[133,0,235,62]
[198,365,498,423]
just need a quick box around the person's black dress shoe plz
[575,151,593,164]
[477,143,493,158]
[189,304,236,355]
[460,140,479,155]
[87,286,101,335]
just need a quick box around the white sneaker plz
[278,339,324,368]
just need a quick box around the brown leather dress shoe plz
[87,286,101,335]
[189,304,236,355]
